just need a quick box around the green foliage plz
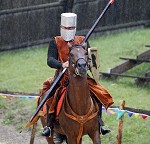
[0,28,150,143]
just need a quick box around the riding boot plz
[42,114,54,136]
[97,101,111,135]
[42,105,54,137]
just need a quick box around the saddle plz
[42,86,66,118]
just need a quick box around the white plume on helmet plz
[60,13,77,41]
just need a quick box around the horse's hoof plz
[53,132,64,143]
[100,127,111,135]
[42,127,52,137]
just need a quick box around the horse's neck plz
[67,75,91,115]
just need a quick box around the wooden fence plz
[0,0,150,51]
[100,48,150,85]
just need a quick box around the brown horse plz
[51,43,100,144]
[38,43,101,144]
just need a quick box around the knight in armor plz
[39,13,114,141]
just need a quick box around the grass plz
[0,28,150,143]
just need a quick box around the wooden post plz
[116,100,125,144]
[30,123,37,144]
[88,47,100,82]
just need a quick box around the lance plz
[24,0,115,128]
[82,0,115,45]
[29,68,67,123]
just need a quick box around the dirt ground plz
[0,92,87,144]
[0,118,47,144]
[0,91,48,144]
[0,119,88,144]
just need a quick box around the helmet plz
[60,13,77,41]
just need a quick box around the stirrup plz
[42,126,53,137]
[100,126,111,135]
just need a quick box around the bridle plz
[68,45,90,77]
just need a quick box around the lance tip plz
[109,0,115,4]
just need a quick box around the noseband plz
[71,58,88,76]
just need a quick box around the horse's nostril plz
[83,63,87,67]
[78,63,81,67]
[77,59,87,69]
[78,63,87,68]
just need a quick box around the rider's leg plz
[41,78,58,137]
[97,100,111,135]
[42,104,54,137]
[42,107,66,143]
[42,104,65,142]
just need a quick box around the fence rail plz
[0,0,150,51]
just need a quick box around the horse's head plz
[68,42,89,77]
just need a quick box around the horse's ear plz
[68,42,72,48]
[82,42,87,50]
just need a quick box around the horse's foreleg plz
[67,137,81,144]
[89,130,101,144]
[67,139,77,144]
